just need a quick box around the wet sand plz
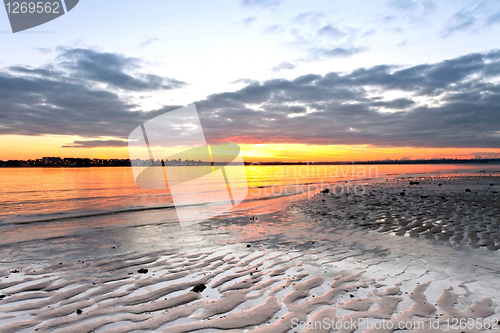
[0,173,499,332]
[306,173,500,250]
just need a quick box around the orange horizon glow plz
[1,135,499,163]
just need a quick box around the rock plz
[76,309,82,315]
[465,189,472,192]
[350,294,355,298]
[137,268,148,274]
[399,192,405,196]
[438,184,442,186]
[191,284,206,293]
[0,295,6,299]
[247,244,251,248]
[323,188,330,193]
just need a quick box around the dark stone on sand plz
[247,244,251,248]
[0,295,6,299]
[465,189,471,192]
[322,199,326,202]
[350,294,355,298]
[438,183,442,186]
[323,188,330,193]
[490,184,495,186]
[409,181,420,185]
[76,309,82,315]
[10,270,19,273]
[137,268,149,274]
[191,284,207,293]
[493,191,498,194]
[399,192,405,196]
[421,195,428,199]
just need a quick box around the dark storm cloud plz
[1,48,499,149]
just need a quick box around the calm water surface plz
[1,164,498,221]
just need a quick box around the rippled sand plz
[306,173,500,250]
[1,174,499,332]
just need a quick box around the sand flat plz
[0,173,499,332]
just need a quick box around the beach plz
[0,168,499,332]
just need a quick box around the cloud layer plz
[0,48,499,149]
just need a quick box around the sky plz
[1,0,500,162]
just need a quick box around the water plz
[0,164,498,247]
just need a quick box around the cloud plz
[263,12,362,64]
[57,48,186,91]
[139,37,160,47]
[240,0,280,8]
[441,7,476,37]
[62,140,129,148]
[194,50,500,148]
[387,0,418,10]
[316,25,348,39]
[381,0,437,28]
[1,48,500,150]
[441,1,500,37]
[263,24,283,34]
[231,78,259,84]
[307,47,367,60]
[0,48,184,138]
[487,11,500,25]
[272,61,297,72]
[234,16,257,26]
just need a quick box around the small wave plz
[0,205,178,226]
